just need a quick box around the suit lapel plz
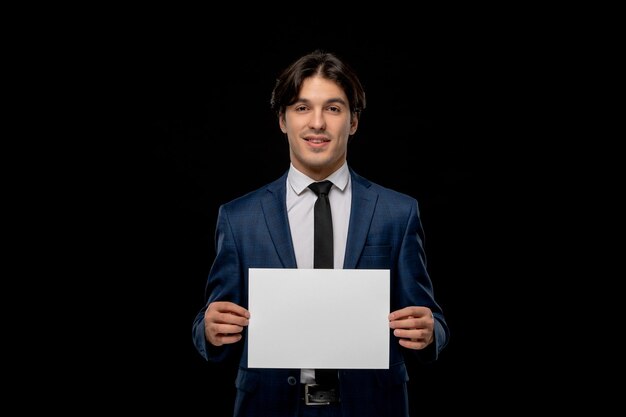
[344,170,378,269]
[259,169,377,269]
[260,174,297,268]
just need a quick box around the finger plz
[212,333,243,346]
[397,338,428,350]
[388,307,414,320]
[392,328,421,339]
[214,311,250,327]
[210,301,250,318]
[219,333,243,343]
[389,316,421,329]
[389,306,424,320]
[211,323,246,335]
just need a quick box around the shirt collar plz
[287,161,349,195]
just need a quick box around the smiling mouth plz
[304,137,330,144]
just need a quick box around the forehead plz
[298,75,347,102]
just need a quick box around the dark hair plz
[270,50,366,119]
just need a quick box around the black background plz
[128,12,579,416]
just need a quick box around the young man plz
[192,49,450,417]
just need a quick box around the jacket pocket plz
[362,245,391,257]
[359,245,391,269]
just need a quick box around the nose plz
[307,109,326,131]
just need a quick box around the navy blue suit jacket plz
[192,168,450,417]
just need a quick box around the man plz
[192,49,450,417]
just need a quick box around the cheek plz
[342,123,354,138]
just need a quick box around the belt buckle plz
[304,383,338,406]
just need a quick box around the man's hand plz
[388,306,434,350]
[204,301,250,346]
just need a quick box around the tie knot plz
[308,180,333,196]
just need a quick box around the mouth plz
[304,136,330,144]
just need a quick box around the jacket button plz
[287,376,297,386]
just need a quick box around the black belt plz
[301,383,340,405]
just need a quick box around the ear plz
[279,113,287,133]
[349,114,359,135]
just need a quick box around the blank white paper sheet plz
[248,268,390,369]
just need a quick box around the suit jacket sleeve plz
[191,204,245,363]
[395,197,450,362]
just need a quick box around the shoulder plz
[350,169,418,206]
[220,173,287,212]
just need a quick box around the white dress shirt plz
[286,161,352,383]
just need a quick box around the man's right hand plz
[204,301,250,346]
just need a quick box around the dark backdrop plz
[132,14,563,416]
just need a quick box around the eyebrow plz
[294,97,348,107]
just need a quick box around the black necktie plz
[308,180,334,269]
[308,180,338,386]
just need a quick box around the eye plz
[294,105,308,112]
[327,106,341,113]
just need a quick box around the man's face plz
[280,75,358,181]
